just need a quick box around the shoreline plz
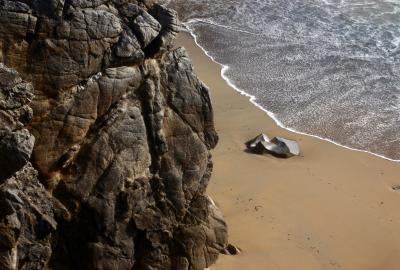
[175,31,400,270]
[181,26,400,163]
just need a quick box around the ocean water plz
[165,0,400,161]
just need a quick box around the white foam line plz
[183,23,400,163]
[186,18,260,36]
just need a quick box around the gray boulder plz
[246,133,300,158]
[271,137,300,157]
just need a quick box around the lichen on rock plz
[0,0,228,269]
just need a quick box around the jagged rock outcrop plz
[0,1,228,270]
[0,164,57,270]
[0,64,34,182]
[0,64,61,270]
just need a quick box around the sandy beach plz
[175,32,400,270]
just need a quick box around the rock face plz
[0,64,59,270]
[0,1,228,269]
[0,64,34,182]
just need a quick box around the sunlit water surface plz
[166,0,400,160]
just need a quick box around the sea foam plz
[168,0,400,161]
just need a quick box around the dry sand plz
[175,32,400,270]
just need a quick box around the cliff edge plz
[0,1,228,269]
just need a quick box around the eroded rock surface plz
[0,64,34,182]
[0,0,228,269]
[0,64,61,270]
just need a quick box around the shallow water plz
[166,0,400,160]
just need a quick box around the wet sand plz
[175,32,400,270]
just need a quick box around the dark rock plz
[32,0,65,18]
[0,64,61,270]
[115,28,145,61]
[132,8,162,47]
[224,244,241,255]
[0,64,34,182]
[0,164,58,270]
[0,1,229,269]
[148,4,181,53]
[0,129,35,181]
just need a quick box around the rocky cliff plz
[0,1,228,269]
